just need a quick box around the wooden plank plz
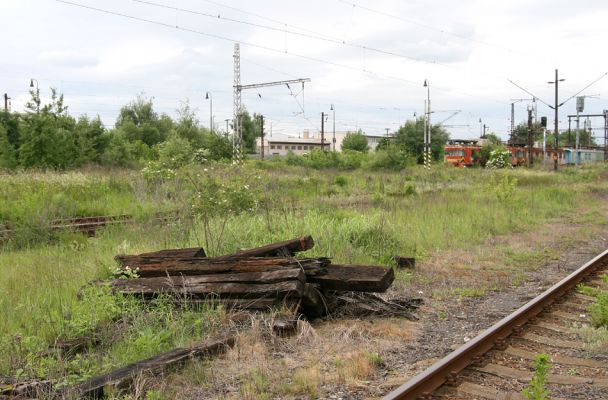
[453,381,527,400]
[0,379,52,398]
[504,346,606,368]
[179,298,290,310]
[136,247,206,258]
[533,321,576,335]
[548,310,590,322]
[450,381,569,400]
[111,268,304,289]
[569,293,597,304]
[114,256,328,278]
[307,264,395,292]
[520,332,585,350]
[214,236,315,259]
[112,278,305,298]
[67,335,235,398]
[477,363,608,387]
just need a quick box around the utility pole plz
[509,98,534,143]
[225,119,230,138]
[576,96,583,166]
[330,104,336,151]
[321,112,326,151]
[547,69,564,171]
[205,92,213,134]
[527,106,534,167]
[554,69,559,171]
[259,114,265,160]
[385,128,390,137]
[3,93,10,111]
[424,79,431,169]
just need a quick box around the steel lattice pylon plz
[232,42,310,164]
[233,43,243,164]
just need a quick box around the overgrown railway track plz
[0,212,177,240]
[385,249,608,400]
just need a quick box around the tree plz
[115,96,172,147]
[174,101,204,147]
[239,109,260,154]
[74,115,108,164]
[393,118,449,163]
[18,88,82,168]
[0,125,17,169]
[0,110,21,156]
[553,129,596,147]
[510,122,543,145]
[341,130,369,152]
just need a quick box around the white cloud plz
[2,0,608,140]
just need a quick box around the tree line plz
[0,89,451,170]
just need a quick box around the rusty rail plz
[0,212,177,239]
[384,248,608,400]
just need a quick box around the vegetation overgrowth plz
[0,89,448,173]
[1,162,608,394]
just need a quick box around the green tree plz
[174,101,204,147]
[341,130,369,152]
[18,88,82,168]
[239,110,260,154]
[201,132,233,161]
[551,129,596,147]
[0,110,21,157]
[0,125,17,169]
[115,96,172,147]
[510,122,543,145]
[73,115,108,164]
[393,118,449,163]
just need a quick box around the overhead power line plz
[335,0,534,58]
[134,0,453,68]
[56,0,508,106]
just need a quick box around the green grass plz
[1,163,608,389]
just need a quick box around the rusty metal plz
[384,248,608,400]
[0,211,177,240]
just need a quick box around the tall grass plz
[1,163,607,385]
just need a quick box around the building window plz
[277,145,282,150]
[270,145,275,150]
[297,145,302,150]
[291,145,296,150]
[303,145,308,150]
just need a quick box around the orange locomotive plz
[444,139,481,167]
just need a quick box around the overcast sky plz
[2,0,608,140]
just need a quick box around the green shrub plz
[486,148,512,169]
[590,292,608,328]
[334,176,348,187]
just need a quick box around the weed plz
[334,175,348,187]
[577,283,600,297]
[452,287,486,299]
[589,292,608,328]
[522,353,551,400]
[367,352,384,367]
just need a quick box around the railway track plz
[385,249,608,400]
[0,212,177,239]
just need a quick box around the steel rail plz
[384,248,608,400]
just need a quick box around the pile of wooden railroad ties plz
[1,236,419,399]
[111,235,405,319]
